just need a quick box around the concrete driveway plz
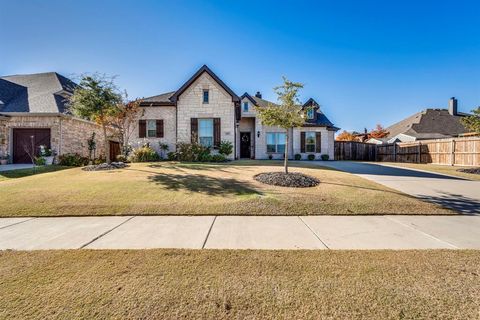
[315,161,480,214]
[1,215,479,250]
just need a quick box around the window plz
[203,89,209,103]
[305,132,316,152]
[306,108,314,120]
[266,132,286,153]
[198,119,213,147]
[147,120,157,138]
[243,101,249,112]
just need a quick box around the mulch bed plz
[82,162,128,171]
[254,172,320,188]
[457,167,480,175]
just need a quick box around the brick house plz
[133,65,338,160]
[0,72,115,163]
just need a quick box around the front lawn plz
[0,161,453,216]
[0,250,478,319]
[0,165,69,182]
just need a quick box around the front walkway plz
[314,161,480,214]
[1,215,479,250]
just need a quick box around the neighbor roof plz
[385,109,469,140]
[0,72,76,113]
[141,91,176,106]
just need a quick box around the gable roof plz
[170,65,240,103]
[385,108,469,140]
[0,72,76,113]
[140,91,176,106]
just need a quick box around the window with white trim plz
[305,132,316,152]
[147,120,157,138]
[198,119,213,147]
[243,101,249,112]
[266,132,286,153]
[306,108,314,120]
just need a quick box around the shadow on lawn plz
[0,165,70,181]
[416,193,480,215]
[148,173,262,196]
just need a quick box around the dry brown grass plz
[0,161,453,216]
[0,249,479,319]
[380,162,480,181]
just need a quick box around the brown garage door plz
[13,128,51,164]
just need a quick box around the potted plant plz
[39,145,56,165]
[0,153,8,165]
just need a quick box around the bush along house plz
[133,65,339,160]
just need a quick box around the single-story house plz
[0,72,116,163]
[366,97,470,144]
[134,65,339,160]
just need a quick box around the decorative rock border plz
[254,172,320,188]
[457,167,480,175]
[82,162,128,171]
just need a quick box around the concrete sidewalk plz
[314,161,480,214]
[1,215,479,250]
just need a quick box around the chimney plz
[448,97,457,116]
[255,91,262,99]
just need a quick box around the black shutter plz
[316,132,322,153]
[139,120,146,138]
[300,132,306,153]
[191,118,198,143]
[213,118,221,148]
[156,120,164,138]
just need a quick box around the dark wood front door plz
[240,132,251,159]
[13,128,51,163]
[109,141,121,162]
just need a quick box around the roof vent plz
[255,91,262,99]
[448,97,458,116]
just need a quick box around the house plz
[133,65,338,160]
[367,97,470,144]
[0,72,114,163]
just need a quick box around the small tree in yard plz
[255,77,304,174]
[69,74,122,164]
[108,95,142,156]
[462,107,480,134]
[336,130,357,141]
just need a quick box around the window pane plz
[147,120,156,137]
[198,119,213,147]
[203,90,209,103]
[306,144,315,152]
[199,137,213,147]
[243,102,249,112]
[277,133,286,153]
[306,132,315,144]
[266,133,276,152]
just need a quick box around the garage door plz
[13,128,51,164]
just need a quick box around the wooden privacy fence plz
[335,137,480,166]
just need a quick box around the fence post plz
[417,142,421,163]
[450,139,455,166]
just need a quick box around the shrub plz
[130,146,160,162]
[218,140,233,156]
[294,154,302,160]
[93,157,106,165]
[35,157,46,166]
[58,153,89,167]
[210,154,227,162]
[116,154,127,162]
[268,154,273,160]
[176,142,210,162]
[167,152,177,161]
[307,154,315,161]
[321,154,330,161]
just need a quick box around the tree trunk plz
[102,123,110,164]
[284,130,289,174]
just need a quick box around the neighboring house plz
[0,72,115,163]
[369,97,470,144]
[133,65,338,160]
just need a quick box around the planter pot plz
[0,159,7,165]
[45,156,54,165]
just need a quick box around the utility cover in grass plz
[254,172,320,188]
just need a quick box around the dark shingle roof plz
[0,72,76,113]
[141,91,176,106]
[385,109,469,140]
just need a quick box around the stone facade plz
[176,72,236,160]
[0,114,112,162]
[292,127,335,160]
[131,106,176,155]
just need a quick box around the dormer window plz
[243,101,249,112]
[203,89,209,104]
[306,108,314,120]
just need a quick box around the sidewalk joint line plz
[298,216,330,249]
[202,216,217,249]
[0,217,36,230]
[385,216,459,249]
[79,216,135,249]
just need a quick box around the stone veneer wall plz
[176,72,236,160]
[130,106,176,155]
[1,115,111,160]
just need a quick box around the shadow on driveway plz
[417,193,480,215]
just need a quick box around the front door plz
[13,128,51,163]
[240,132,251,158]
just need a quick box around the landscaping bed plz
[254,172,319,187]
[0,249,478,319]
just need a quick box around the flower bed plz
[254,172,320,188]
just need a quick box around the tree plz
[108,94,142,156]
[255,77,304,174]
[336,130,357,141]
[369,124,389,139]
[462,107,480,134]
[68,74,122,164]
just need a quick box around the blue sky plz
[1,0,479,132]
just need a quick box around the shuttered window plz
[199,119,214,147]
[147,120,157,138]
[305,132,316,152]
